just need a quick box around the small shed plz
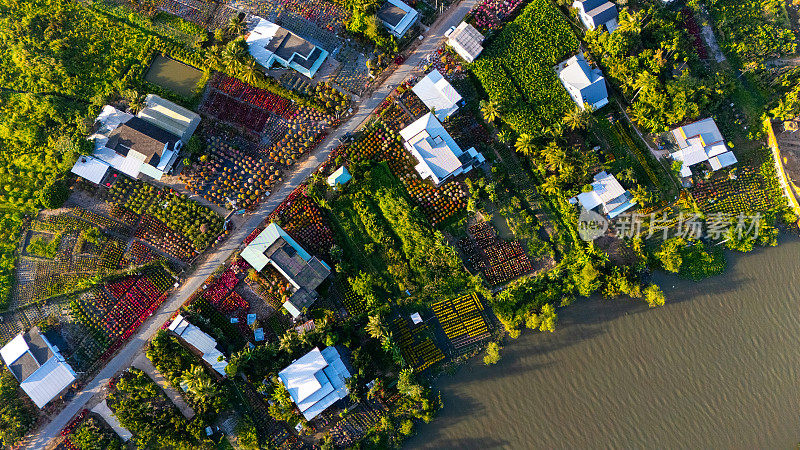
[327,166,352,188]
[410,313,423,324]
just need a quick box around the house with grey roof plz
[241,223,331,318]
[445,22,484,63]
[168,314,228,376]
[278,346,351,421]
[555,54,609,110]
[0,328,76,408]
[73,95,200,184]
[571,171,636,219]
[246,17,329,79]
[378,0,419,38]
[573,0,618,32]
[669,117,737,177]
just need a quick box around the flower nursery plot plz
[459,221,535,286]
[14,211,136,306]
[106,177,224,259]
[690,150,785,214]
[391,317,445,372]
[68,266,175,370]
[231,0,347,33]
[268,190,335,257]
[335,121,469,226]
[431,292,491,350]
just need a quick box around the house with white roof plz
[168,315,228,376]
[278,346,351,421]
[378,0,419,38]
[412,69,462,121]
[399,112,485,186]
[327,166,351,189]
[1,328,76,408]
[573,0,618,32]
[445,22,484,63]
[555,54,609,110]
[241,223,331,318]
[571,171,636,219]
[73,96,200,184]
[670,118,737,177]
[246,17,329,79]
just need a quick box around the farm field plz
[470,0,578,136]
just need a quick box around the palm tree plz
[240,60,261,85]
[542,141,567,172]
[180,365,207,394]
[365,314,388,341]
[497,129,513,145]
[514,133,535,156]
[562,104,596,130]
[541,176,560,196]
[279,330,300,352]
[228,14,245,37]
[479,100,501,123]
[123,89,145,113]
[222,38,248,70]
[544,121,564,139]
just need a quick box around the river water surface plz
[410,235,800,449]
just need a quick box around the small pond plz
[144,54,203,98]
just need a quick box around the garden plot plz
[232,0,347,34]
[67,266,175,371]
[458,221,536,286]
[328,399,388,447]
[330,120,469,226]
[106,177,224,260]
[390,317,444,372]
[13,211,133,306]
[431,292,491,351]
[332,46,371,96]
[691,149,785,214]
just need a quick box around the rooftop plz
[278,347,351,421]
[1,329,76,408]
[378,0,418,37]
[446,22,484,63]
[105,117,180,164]
[411,69,462,120]
[138,94,201,141]
[400,112,467,184]
[670,118,737,176]
[246,17,328,78]
[574,171,636,218]
[168,315,228,376]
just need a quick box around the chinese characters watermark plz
[577,209,762,241]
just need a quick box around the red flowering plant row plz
[204,268,240,304]
[217,291,248,315]
[213,75,296,120]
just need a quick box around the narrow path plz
[23,1,475,447]
[132,353,195,419]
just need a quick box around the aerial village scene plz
[1,0,800,447]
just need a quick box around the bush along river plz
[410,234,800,449]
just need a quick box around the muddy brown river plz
[410,235,800,448]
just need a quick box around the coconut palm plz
[123,89,145,113]
[222,38,248,70]
[180,365,207,394]
[279,330,301,353]
[562,104,596,130]
[541,176,560,196]
[228,14,245,37]
[365,314,388,341]
[479,100,501,123]
[240,60,262,85]
[514,133,535,156]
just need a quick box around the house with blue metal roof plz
[555,54,609,111]
[327,166,352,189]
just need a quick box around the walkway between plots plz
[132,353,196,419]
[90,400,133,442]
